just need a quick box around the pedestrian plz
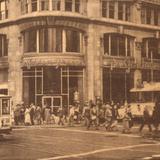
[87,104,99,130]
[139,106,152,133]
[82,101,90,127]
[24,105,31,126]
[68,105,75,126]
[58,107,65,126]
[44,105,51,124]
[35,105,42,125]
[30,103,36,125]
[152,100,160,132]
[122,106,132,134]
[109,103,119,131]
[104,103,112,131]
[14,104,21,125]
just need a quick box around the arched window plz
[142,38,160,59]
[103,33,134,57]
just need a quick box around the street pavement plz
[0,125,160,160]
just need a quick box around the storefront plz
[22,66,84,111]
[103,68,133,104]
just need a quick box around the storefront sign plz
[21,56,85,68]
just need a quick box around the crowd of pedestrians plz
[13,98,160,134]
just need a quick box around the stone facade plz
[0,0,159,107]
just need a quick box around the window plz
[125,3,131,21]
[31,0,37,12]
[104,33,133,57]
[154,9,158,25]
[65,0,72,11]
[23,30,37,52]
[102,1,131,21]
[2,99,10,115]
[40,0,49,11]
[146,7,151,24]
[75,0,80,13]
[102,0,107,17]
[23,28,82,53]
[0,35,7,57]
[66,30,80,52]
[142,38,160,59]
[118,2,123,20]
[0,0,8,20]
[39,28,62,52]
[109,2,114,18]
[141,5,160,26]
[52,0,60,10]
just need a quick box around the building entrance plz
[42,96,62,114]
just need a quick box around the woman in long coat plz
[25,106,31,125]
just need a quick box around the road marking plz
[48,128,141,138]
[38,143,160,160]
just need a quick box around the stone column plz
[134,37,143,88]
[8,26,23,108]
[85,25,95,101]
[94,34,103,99]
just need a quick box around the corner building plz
[0,0,160,109]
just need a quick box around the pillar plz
[8,26,23,108]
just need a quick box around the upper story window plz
[23,27,83,53]
[103,33,134,57]
[21,0,84,14]
[31,0,37,12]
[66,30,80,52]
[0,0,8,20]
[65,0,80,13]
[52,0,61,10]
[142,38,160,59]
[39,28,62,52]
[141,5,160,26]
[102,1,131,21]
[0,35,8,57]
[40,0,49,11]
[65,0,72,11]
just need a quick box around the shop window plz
[23,30,37,52]
[0,0,8,20]
[66,30,80,52]
[65,0,72,11]
[31,0,37,12]
[0,35,8,57]
[40,0,49,11]
[104,33,133,57]
[142,38,160,59]
[39,28,62,52]
[52,0,61,10]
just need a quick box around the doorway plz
[42,96,62,115]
